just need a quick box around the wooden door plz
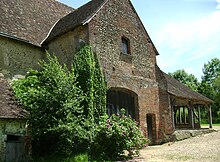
[146,114,156,144]
[5,135,26,162]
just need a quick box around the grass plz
[33,154,90,162]
[33,153,113,162]
[201,123,220,126]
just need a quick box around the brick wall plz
[46,0,173,143]
[88,0,162,142]
[156,66,174,143]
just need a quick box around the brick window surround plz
[121,36,130,55]
[120,36,132,63]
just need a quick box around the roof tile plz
[43,0,107,44]
[0,74,28,118]
[0,0,74,46]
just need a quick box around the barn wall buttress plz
[156,66,174,143]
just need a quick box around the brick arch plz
[107,87,139,121]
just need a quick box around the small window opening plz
[7,135,20,141]
[121,37,130,55]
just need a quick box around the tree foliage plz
[12,46,107,155]
[168,69,199,91]
[12,53,86,155]
[199,58,220,123]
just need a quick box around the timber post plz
[170,97,176,130]
[209,105,213,128]
[198,106,201,128]
[188,102,194,129]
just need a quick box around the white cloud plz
[155,8,220,80]
[156,10,220,64]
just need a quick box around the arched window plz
[107,88,138,120]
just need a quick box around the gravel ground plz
[139,126,220,162]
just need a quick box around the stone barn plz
[0,0,213,149]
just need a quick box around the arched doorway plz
[107,88,139,120]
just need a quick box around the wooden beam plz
[183,107,186,124]
[188,102,195,129]
[170,96,176,129]
[179,107,182,124]
[198,106,201,128]
[209,105,213,128]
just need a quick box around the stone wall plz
[88,0,161,142]
[46,26,89,69]
[0,36,45,78]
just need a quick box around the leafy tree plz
[199,58,220,123]
[12,54,85,155]
[12,46,107,156]
[12,46,147,160]
[201,58,220,84]
[168,69,200,91]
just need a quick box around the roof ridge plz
[83,0,109,25]
[159,68,213,104]
[42,0,108,44]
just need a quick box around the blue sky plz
[58,0,220,80]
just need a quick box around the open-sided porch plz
[163,72,214,130]
[170,98,213,130]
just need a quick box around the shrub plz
[91,109,147,161]
[12,46,107,156]
[12,53,86,155]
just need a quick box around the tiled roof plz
[0,0,74,46]
[42,0,107,44]
[0,74,28,119]
[156,66,213,104]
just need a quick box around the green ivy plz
[73,45,106,122]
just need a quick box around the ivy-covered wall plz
[44,0,173,143]
[88,0,168,143]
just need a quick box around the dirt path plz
[139,126,220,162]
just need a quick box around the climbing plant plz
[73,45,106,122]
